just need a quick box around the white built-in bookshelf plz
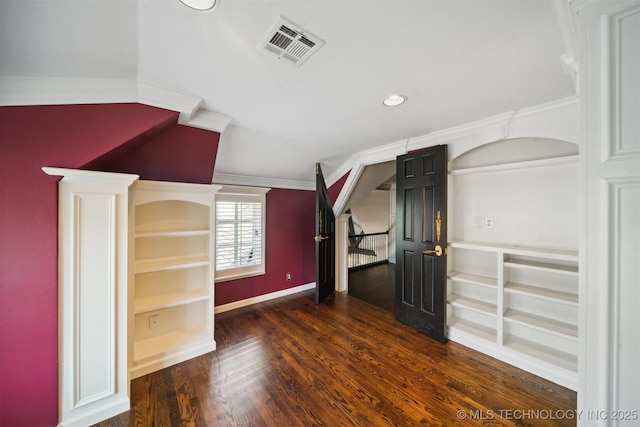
[446,139,579,390]
[129,180,221,379]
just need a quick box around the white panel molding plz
[0,76,233,133]
[212,172,315,191]
[214,283,316,314]
[609,4,640,159]
[43,167,138,427]
[609,179,640,415]
[577,1,640,424]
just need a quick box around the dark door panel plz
[395,145,448,343]
[315,163,335,304]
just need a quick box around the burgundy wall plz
[85,123,220,184]
[215,172,351,306]
[329,171,350,205]
[215,188,316,305]
[1,103,348,426]
[0,103,217,426]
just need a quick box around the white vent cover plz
[259,17,324,67]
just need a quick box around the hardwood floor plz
[348,262,395,312]
[96,290,576,426]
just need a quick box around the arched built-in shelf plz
[446,137,579,390]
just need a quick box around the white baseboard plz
[214,282,316,314]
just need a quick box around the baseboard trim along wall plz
[214,283,316,314]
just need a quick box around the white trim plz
[180,109,234,133]
[448,155,579,176]
[0,76,138,106]
[0,76,233,133]
[214,283,316,314]
[330,96,579,216]
[215,185,269,283]
[213,172,314,190]
[44,167,137,427]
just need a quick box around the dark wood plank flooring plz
[96,290,576,426]
[348,262,395,312]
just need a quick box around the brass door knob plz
[422,245,443,257]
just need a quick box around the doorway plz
[342,167,396,312]
[348,263,395,312]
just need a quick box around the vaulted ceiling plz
[0,0,577,187]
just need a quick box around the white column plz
[44,168,138,427]
[573,0,640,424]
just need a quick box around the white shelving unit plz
[129,180,221,379]
[447,242,579,389]
[446,145,579,390]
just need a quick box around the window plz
[215,186,269,282]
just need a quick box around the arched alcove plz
[450,137,578,170]
[448,137,579,250]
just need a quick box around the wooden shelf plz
[133,327,210,362]
[504,309,578,340]
[449,155,578,176]
[135,254,209,274]
[504,282,578,306]
[504,336,578,373]
[448,294,497,316]
[504,258,578,275]
[134,289,210,314]
[135,229,209,238]
[448,271,497,288]
[447,317,496,343]
[449,241,578,262]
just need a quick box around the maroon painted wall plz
[215,188,316,305]
[1,103,345,425]
[329,170,350,205]
[0,103,218,426]
[216,172,351,306]
[85,123,220,184]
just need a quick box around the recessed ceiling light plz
[178,0,217,11]
[383,94,407,107]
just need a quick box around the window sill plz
[215,269,265,283]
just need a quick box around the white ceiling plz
[0,0,577,187]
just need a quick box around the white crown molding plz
[330,96,580,215]
[408,96,579,160]
[137,81,202,118]
[0,76,233,133]
[569,0,600,12]
[0,76,138,106]
[179,108,234,133]
[330,139,407,216]
[212,172,314,191]
[554,0,580,92]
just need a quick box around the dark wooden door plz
[395,145,448,342]
[315,163,335,304]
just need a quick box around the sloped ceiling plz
[0,0,577,187]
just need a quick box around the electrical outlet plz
[149,314,160,329]
[286,272,292,281]
[484,217,494,229]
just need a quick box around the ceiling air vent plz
[259,17,324,67]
